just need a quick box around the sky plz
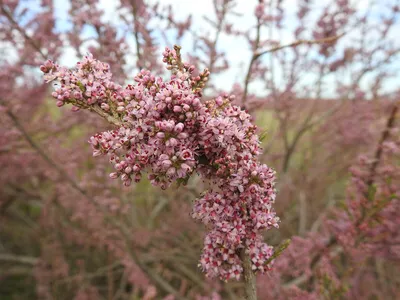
[38,0,400,98]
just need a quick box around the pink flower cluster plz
[193,115,279,279]
[329,134,400,260]
[41,46,279,281]
[41,55,119,109]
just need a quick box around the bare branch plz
[240,248,257,300]
[242,30,344,106]
[89,105,124,127]
[0,5,47,60]
[0,254,38,265]
[129,0,143,70]
[1,102,185,299]
[254,33,345,59]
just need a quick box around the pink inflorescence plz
[41,46,279,281]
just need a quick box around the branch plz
[294,102,399,288]
[298,192,307,235]
[0,5,47,60]
[89,105,124,127]
[0,254,38,265]
[129,0,143,70]
[281,103,341,172]
[254,33,345,59]
[264,239,291,265]
[207,0,229,77]
[2,105,90,198]
[365,102,398,188]
[128,248,188,300]
[240,248,257,300]
[241,30,344,106]
[1,102,184,299]
[283,274,308,288]
[173,262,208,291]
[241,14,262,106]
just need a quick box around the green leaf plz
[367,184,377,202]
[264,239,291,265]
[76,81,86,92]
[259,129,268,142]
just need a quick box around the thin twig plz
[207,0,229,77]
[1,103,185,299]
[365,102,398,188]
[129,0,143,70]
[0,254,38,265]
[298,192,307,235]
[0,4,47,60]
[241,14,262,106]
[90,105,124,127]
[264,239,291,265]
[2,106,90,198]
[254,33,345,59]
[293,101,399,288]
[281,103,341,172]
[241,33,344,106]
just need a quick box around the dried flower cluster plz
[41,45,279,281]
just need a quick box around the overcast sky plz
[49,0,400,98]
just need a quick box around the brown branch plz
[0,254,38,265]
[298,192,307,235]
[55,262,122,284]
[365,102,398,187]
[0,4,186,295]
[289,101,399,288]
[129,0,143,70]
[207,0,229,77]
[2,107,90,198]
[173,263,208,291]
[240,248,257,300]
[281,103,341,172]
[129,248,188,300]
[242,33,345,106]
[1,103,185,299]
[0,4,47,60]
[0,266,34,277]
[89,104,124,127]
[254,33,345,60]
[241,15,262,106]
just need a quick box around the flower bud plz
[177,132,188,139]
[123,179,132,187]
[101,103,110,111]
[159,154,169,161]
[167,138,178,147]
[174,123,184,133]
[215,96,223,106]
[166,167,176,176]
[109,172,119,179]
[161,160,172,168]
[156,132,165,139]
[173,106,182,113]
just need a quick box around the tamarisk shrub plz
[256,101,400,299]
[4,0,400,298]
[41,45,280,282]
